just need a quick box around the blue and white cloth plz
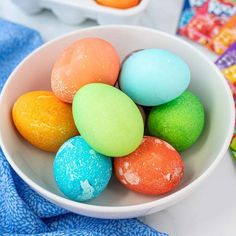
[0,19,167,236]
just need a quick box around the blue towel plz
[0,19,167,236]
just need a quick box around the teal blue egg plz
[119,49,191,106]
[53,136,112,202]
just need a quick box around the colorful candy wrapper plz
[215,41,236,69]
[222,64,236,83]
[178,0,236,54]
[209,15,236,54]
[178,0,221,46]
[216,43,236,159]
[230,133,236,159]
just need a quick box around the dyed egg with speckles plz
[114,136,184,195]
[148,91,205,152]
[51,38,120,103]
[54,136,112,202]
[12,91,78,152]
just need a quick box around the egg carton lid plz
[52,0,151,14]
[13,0,151,16]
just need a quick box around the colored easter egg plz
[114,136,184,195]
[138,105,146,125]
[119,49,191,106]
[148,91,205,152]
[72,83,144,157]
[54,136,112,201]
[12,91,78,152]
[96,0,140,9]
[114,82,147,124]
[51,38,120,103]
[114,81,120,89]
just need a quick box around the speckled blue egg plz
[119,49,191,106]
[53,136,112,202]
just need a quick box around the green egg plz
[147,91,205,152]
[72,83,144,157]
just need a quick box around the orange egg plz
[114,136,184,195]
[96,0,140,9]
[51,38,120,103]
[12,91,78,152]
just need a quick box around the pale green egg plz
[72,83,144,157]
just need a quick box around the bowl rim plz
[0,25,235,215]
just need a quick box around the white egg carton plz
[12,0,151,25]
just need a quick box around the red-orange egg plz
[114,136,184,195]
[51,38,120,103]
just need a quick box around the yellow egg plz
[12,91,78,152]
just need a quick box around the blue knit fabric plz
[0,19,167,236]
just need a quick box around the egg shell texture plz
[96,0,140,9]
[54,136,112,202]
[72,83,144,157]
[114,136,184,195]
[148,91,205,152]
[119,49,191,106]
[51,38,120,103]
[12,91,78,152]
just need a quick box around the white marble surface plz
[1,0,236,235]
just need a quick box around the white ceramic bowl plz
[0,26,234,219]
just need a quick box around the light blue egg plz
[119,49,191,106]
[54,136,112,202]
